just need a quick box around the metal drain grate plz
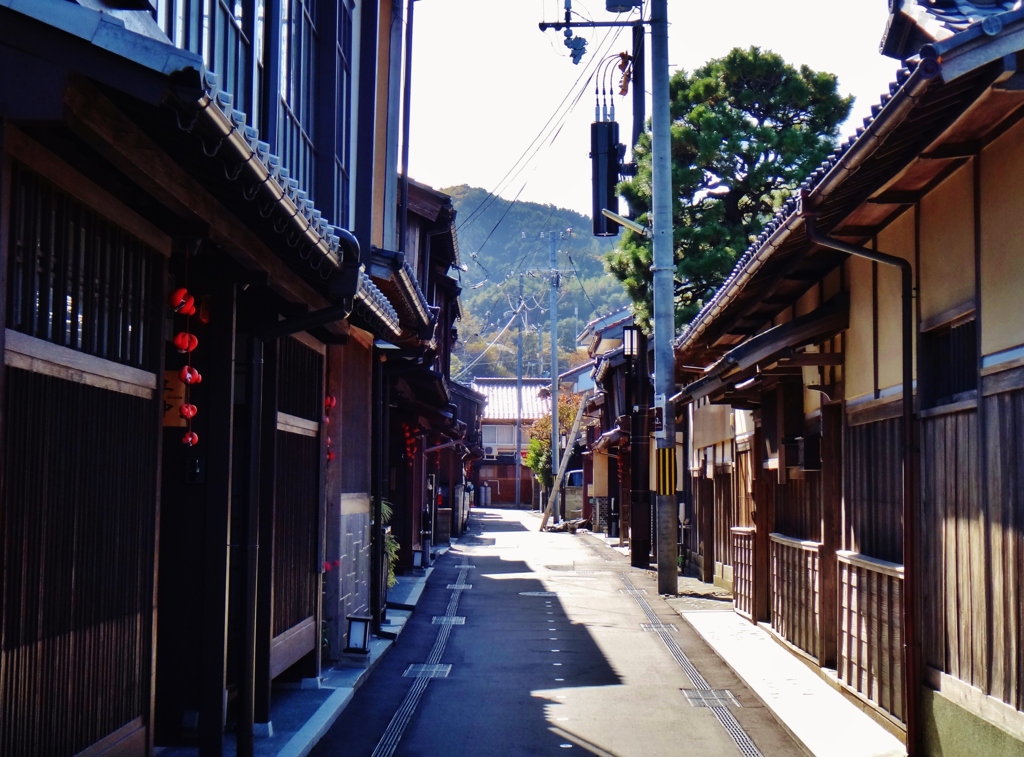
[617,573,763,757]
[403,664,452,679]
[712,707,763,757]
[682,689,740,708]
[432,616,466,625]
[446,584,472,590]
[641,622,678,632]
[519,591,559,596]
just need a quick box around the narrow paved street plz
[312,509,803,757]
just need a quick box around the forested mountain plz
[444,185,630,382]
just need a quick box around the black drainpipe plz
[802,212,919,756]
[238,230,360,757]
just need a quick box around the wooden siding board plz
[1,371,156,755]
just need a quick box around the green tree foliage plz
[523,393,582,490]
[445,186,631,382]
[607,47,853,329]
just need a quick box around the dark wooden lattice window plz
[920,317,977,409]
[6,161,162,371]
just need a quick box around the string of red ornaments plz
[170,286,202,447]
[324,395,336,462]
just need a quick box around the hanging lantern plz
[173,332,199,353]
[180,365,203,385]
[169,287,191,312]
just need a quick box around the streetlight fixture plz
[622,324,640,358]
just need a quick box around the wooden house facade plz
[374,181,482,573]
[674,4,1024,754]
[0,1,455,755]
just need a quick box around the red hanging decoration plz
[180,365,203,385]
[173,332,199,353]
[169,287,190,312]
[179,403,198,419]
[182,431,199,447]
[324,395,337,411]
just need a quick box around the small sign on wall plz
[163,370,187,427]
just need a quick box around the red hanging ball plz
[180,366,203,385]
[173,332,198,353]
[169,287,190,312]
[179,403,198,419]
[326,451,335,462]
[180,295,196,317]
[182,431,199,447]
[324,395,337,411]
[323,561,332,572]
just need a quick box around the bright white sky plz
[408,0,902,218]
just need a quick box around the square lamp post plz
[344,615,372,655]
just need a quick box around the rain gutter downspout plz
[803,213,919,757]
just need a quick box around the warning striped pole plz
[656,447,676,496]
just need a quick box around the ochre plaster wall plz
[875,208,917,391]
[919,162,975,323]
[980,118,1024,356]
[845,254,874,402]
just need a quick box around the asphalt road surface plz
[311,508,804,757]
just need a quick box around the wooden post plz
[820,403,842,667]
[199,278,237,757]
[701,454,715,584]
[752,423,772,623]
[254,338,279,725]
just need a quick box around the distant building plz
[470,377,551,506]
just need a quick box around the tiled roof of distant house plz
[882,0,1021,59]
[471,378,551,422]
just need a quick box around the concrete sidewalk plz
[583,528,906,757]
[673,609,906,757]
[155,563,438,757]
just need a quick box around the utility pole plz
[651,0,678,595]
[515,273,524,508]
[548,231,561,524]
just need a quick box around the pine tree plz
[607,47,853,329]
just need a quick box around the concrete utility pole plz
[548,231,561,524]
[515,273,524,508]
[651,0,678,595]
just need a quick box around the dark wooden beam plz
[867,191,919,205]
[776,353,844,367]
[831,225,879,238]
[920,141,979,160]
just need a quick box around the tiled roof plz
[471,378,551,422]
[882,0,1021,59]
[905,0,1017,39]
